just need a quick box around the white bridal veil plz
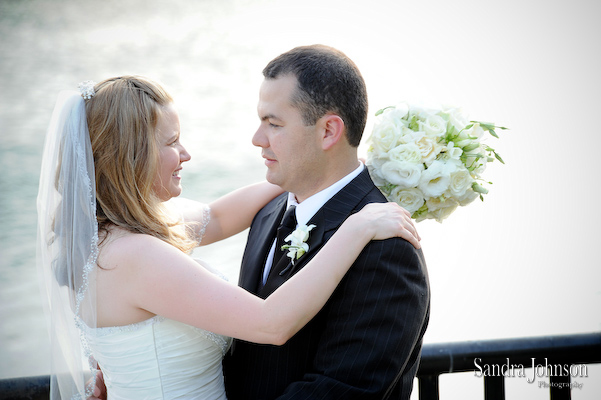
[37,89,98,399]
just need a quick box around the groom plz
[223,45,430,399]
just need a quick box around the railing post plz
[418,374,439,400]
[483,375,504,400]
[549,372,571,400]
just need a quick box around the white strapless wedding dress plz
[85,262,232,400]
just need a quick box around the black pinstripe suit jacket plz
[223,168,430,399]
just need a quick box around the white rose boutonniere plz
[282,224,316,264]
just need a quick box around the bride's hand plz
[86,366,106,400]
[352,203,421,249]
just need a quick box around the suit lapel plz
[267,169,378,283]
[239,195,287,294]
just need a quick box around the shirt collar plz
[287,162,364,227]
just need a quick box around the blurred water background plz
[1,0,600,398]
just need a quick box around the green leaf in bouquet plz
[443,128,461,146]
[484,145,505,164]
[411,203,429,220]
[460,152,484,171]
[409,115,420,131]
[375,106,395,116]
[470,120,509,139]
[379,183,397,197]
[462,143,480,152]
[448,124,458,134]
[467,160,484,172]
[472,182,489,195]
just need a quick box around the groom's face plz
[253,75,324,200]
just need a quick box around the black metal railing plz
[416,331,601,400]
[0,375,49,400]
[0,332,599,400]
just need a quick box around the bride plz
[37,76,419,399]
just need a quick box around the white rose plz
[413,135,442,165]
[453,123,484,148]
[453,130,475,148]
[443,106,469,131]
[426,196,459,223]
[388,142,423,163]
[404,106,426,132]
[409,103,440,120]
[446,164,474,199]
[419,113,447,137]
[462,122,485,140]
[418,160,450,198]
[366,159,388,187]
[408,103,426,118]
[456,189,479,206]
[397,126,422,144]
[369,116,404,155]
[437,141,462,164]
[383,104,409,120]
[389,187,425,214]
[379,160,424,189]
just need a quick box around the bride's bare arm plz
[117,203,412,345]
[167,181,283,245]
[204,181,283,244]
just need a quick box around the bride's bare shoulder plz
[97,227,174,270]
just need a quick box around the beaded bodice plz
[86,316,231,399]
[84,255,232,399]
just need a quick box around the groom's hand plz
[86,366,107,400]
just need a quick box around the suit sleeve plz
[276,237,430,399]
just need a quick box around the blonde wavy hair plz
[85,76,196,253]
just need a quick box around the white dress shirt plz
[261,162,364,284]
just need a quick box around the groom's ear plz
[319,114,345,151]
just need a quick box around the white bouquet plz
[366,102,506,222]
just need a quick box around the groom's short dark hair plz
[262,44,368,147]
